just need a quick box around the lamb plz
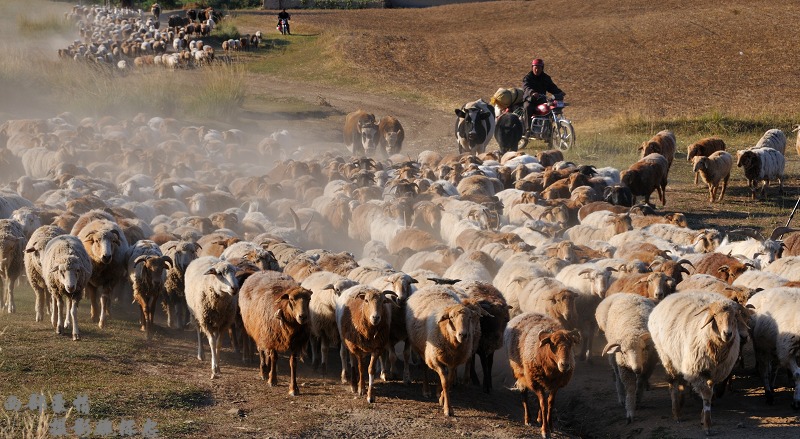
[648,291,744,434]
[160,239,201,329]
[457,280,510,393]
[754,128,787,155]
[620,153,668,206]
[77,219,130,328]
[692,151,732,203]
[736,147,784,200]
[24,225,67,322]
[0,219,26,313]
[127,240,172,340]
[405,284,484,416]
[639,130,676,168]
[185,256,241,379]
[504,312,581,438]
[300,271,358,376]
[336,285,397,402]
[687,137,726,184]
[41,235,92,341]
[595,294,657,423]
[238,271,312,396]
[746,288,800,408]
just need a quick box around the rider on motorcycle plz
[522,58,564,134]
[277,9,291,35]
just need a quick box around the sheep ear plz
[602,342,621,355]
[476,303,494,318]
[383,291,400,307]
[355,291,367,300]
[275,293,290,303]
[409,277,418,284]
[204,267,217,276]
[538,331,553,348]
[273,309,285,322]
[322,283,335,291]
[438,314,451,323]
[640,333,652,344]
[717,265,730,274]
[568,329,582,345]
[25,247,37,254]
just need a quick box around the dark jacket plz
[278,11,291,20]
[522,71,564,103]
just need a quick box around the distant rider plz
[522,58,564,134]
[277,9,291,35]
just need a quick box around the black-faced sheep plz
[736,147,784,200]
[127,240,172,340]
[24,225,67,322]
[41,235,92,341]
[185,256,241,379]
[504,312,581,438]
[238,271,312,396]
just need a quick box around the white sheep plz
[556,263,615,359]
[184,256,241,379]
[0,219,26,313]
[746,287,800,408]
[41,235,92,341]
[648,291,743,434]
[595,294,657,423]
[692,151,732,203]
[24,225,67,322]
[763,255,800,281]
[731,269,790,290]
[716,230,783,269]
[753,128,786,155]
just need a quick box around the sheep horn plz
[289,208,301,231]
[134,255,149,266]
[578,268,594,276]
[161,255,173,268]
[769,226,800,241]
[729,228,766,242]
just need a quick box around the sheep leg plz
[268,349,278,387]
[69,298,80,341]
[34,286,45,322]
[98,291,108,329]
[288,352,299,396]
[50,293,58,330]
[137,300,147,332]
[610,359,624,406]
[196,328,205,361]
[719,174,729,202]
[694,171,699,185]
[228,326,239,353]
[697,380,714,435]
[788,356,800,409]
[5,276,15,313]
[619,366,637,423]
[367,353,378,403]
[545,389,558,435]
[258,350,268,380]
[668,379,685,420]
[340,343,349,384]
[421,365,431,398]
[402,342,412,385]
[358,353,367,396]
[534,389,546,426]
[433,365,453,416]
[480,351,494,393]
[146,295,157,340]
[521,388,532,426]
[55,295,64,335]
[87,285,99,323]
[208,332,220,379]
[349,353,359,393]
[310,336,321,371]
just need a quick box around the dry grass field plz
[2,0,800,438]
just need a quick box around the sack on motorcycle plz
[490,87,524,110]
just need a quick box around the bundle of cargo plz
[490,87,524,112]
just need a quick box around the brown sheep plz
[336,285,398,402]
[687,137,726,184]
[693,151,733,203]
[639,130,676,169]
[238,271,312,396]
[649,258,694,285]
[197,233,240,258]
[283,254,322,282]
[317,251,359,276]
[689,252,754,283]
[606,272,676,301]
[620,153,668,206]
[537,150,564,168]
[77,219,129,328]
[504,312,581,437]
[614,242,671,265]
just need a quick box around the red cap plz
[531,58,544,67]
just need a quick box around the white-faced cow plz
[455,99,495,155]
[494,112,523,154]
[344,110,380,157]
[378,116,405,156]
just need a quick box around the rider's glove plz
[531,92,541,101]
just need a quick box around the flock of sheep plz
[57,5,252,70]
[2,106,800,437]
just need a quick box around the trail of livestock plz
[3,4,800,439]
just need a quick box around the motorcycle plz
[512,99,575,151]
[277,18,290,35]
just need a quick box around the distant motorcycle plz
[513,99,575,150]
[277,18,290,35]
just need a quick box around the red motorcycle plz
[513,99,575,150]
[277,18,290,35]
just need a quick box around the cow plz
[150,3,161,20]
[378,116,404,156]
[493,112,523,154]
[344,110,380,157]
[455,99,495,155]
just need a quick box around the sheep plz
[160,240,200,329]
[621,153,668,206]
[732,269,790,290]
[595,294,657,423]
[754,128,787,155]
[689,252,754,283]
[220,241,280,272]
[238,271,312,395]
[456,280,510,393]
[0,220,26,313]
[300,271,358,377]
[763,255,800,281]
[736,147,784,200]
[639,130,676,169]
[648,291,744,434]
[336,285,398,402]
[746,288,800,408]
[24,225,67,322]
[127,240,172,340]
[555,264,616,360]
[795,125,800,156]
[692,151,732,203]
[537,150,564,168]
[514,278,579,330]
[77,219,129,328]
[504,312,581,438]
[644,223,722,253]
[442,250,498,283]
[614,241,670,265]
[185,256,241,379]
[606,272,675,301]
[405,284,484,416]
[648,258,694,285]
[687,137,726,184]
[41,235,92,341]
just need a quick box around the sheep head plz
[203,261,239,296]
[538,329,581,373]
[549,289,578,327]
[274,286,312,325]
[695,300,739,344]
[355,288,398,326]
[438,304,479,345]
[602,332,652,375]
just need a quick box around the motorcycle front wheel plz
[550,119,575,151]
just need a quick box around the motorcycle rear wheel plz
[550,119,575,151]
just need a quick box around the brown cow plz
[378,116,404,156]
[343,110,379,157]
